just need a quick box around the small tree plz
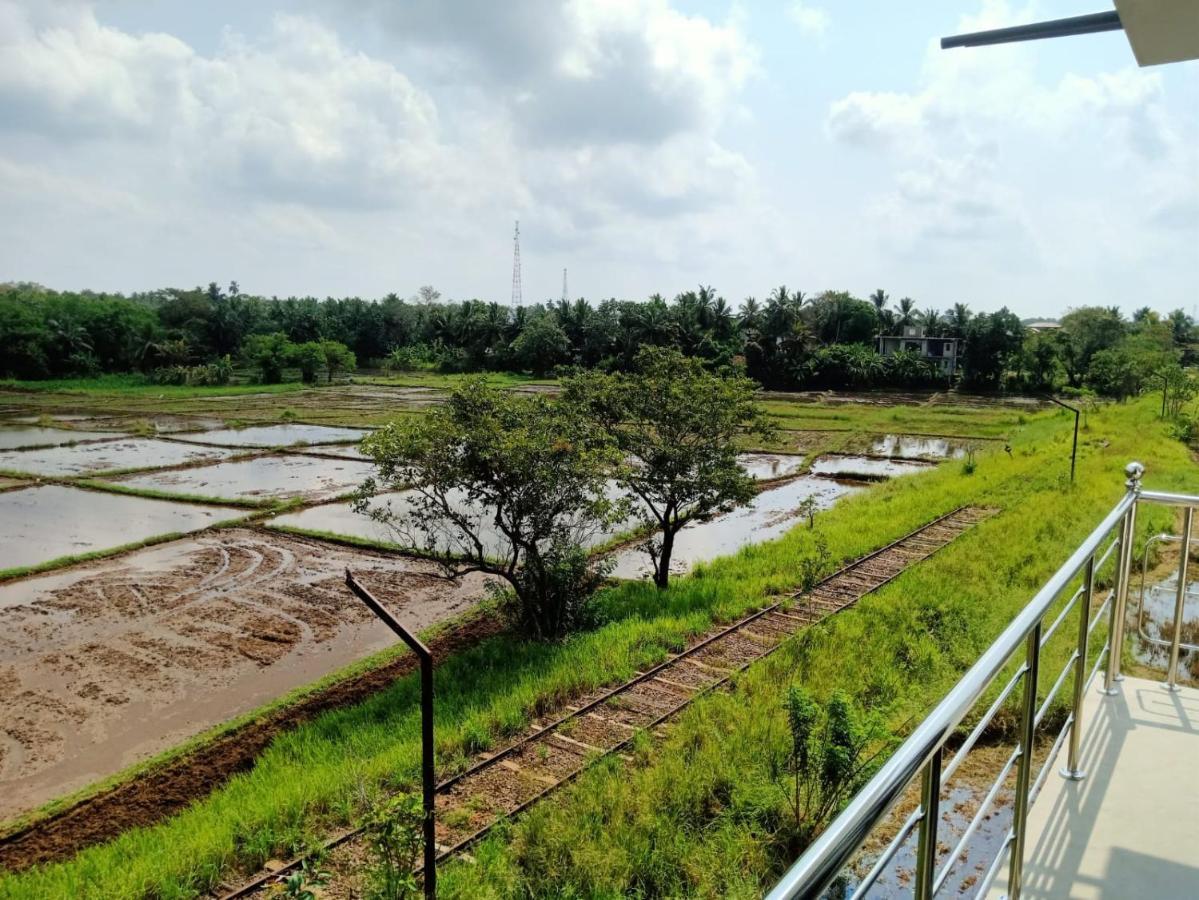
[769,687,884,855]
[357,378,621,639]
[243,332,294,384]
[563,347,774,589]
[290,341,325,384]
[321,339,356,383]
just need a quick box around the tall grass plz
[0,399,1191,898]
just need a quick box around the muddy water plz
[609,476,862,580]
[0,530,491,819]
[269,485,629,555]
[301,444,371,460]
[112,455,375,502]
[849,784,1013,898]
[0,485,246,572]
[737,452,805,480]
[1132,571,1199,676]
[0,427,121,450]
[870,434,969,460]
[809,456,934,480]
[175,424,368,447]
[0,438,235,477]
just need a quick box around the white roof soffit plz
[1114,0,1199,66]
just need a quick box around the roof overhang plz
[941,1,1199,66]
[1115,0,1199,66]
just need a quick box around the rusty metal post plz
[346,569,436,899]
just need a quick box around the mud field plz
[0,529,490,820]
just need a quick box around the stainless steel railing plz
[767,462,1199,900]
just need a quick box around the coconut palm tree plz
[920,308,943,335]
[896,297,917,328]
[946,303,972,339]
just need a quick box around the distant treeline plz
[1,281,1194,397]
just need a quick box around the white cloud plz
[786,2,829,38]
[824,0,1190,265]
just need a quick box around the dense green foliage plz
[358,379,622,639]
[4,282,1193,397]
[563,347,774,587]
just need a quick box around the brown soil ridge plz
[0,611,502,873]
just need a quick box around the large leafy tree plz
[358,379,621,639]
[961,308,1025,387]
[563,347,774,589]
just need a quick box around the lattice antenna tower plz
[561,268,568,304]
[510,220,522,308]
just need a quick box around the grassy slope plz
[438,398,1196,898]
[0,399,1188,898]
[0,376,306,398]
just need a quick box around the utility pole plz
[561,267,568,304]
[510,220,522,308]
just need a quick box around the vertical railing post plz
[1061,554,1094,780]
[1104,462,1143,694]
[346,570,437,900]
[1165,507,1193,692]
[913,747,943,900]
[1007,622,1042,899]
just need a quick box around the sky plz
[0,0,1196,318]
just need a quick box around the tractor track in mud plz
[0,605,502,874]
[218,505,996,899]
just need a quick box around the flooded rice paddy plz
[0,438,235,477]
[0,529,489,818]
[809,455,934,480]
[174,424,368,447]
[0,427,120,450]
[110,454,375,502]
[0,485,245,572]
[736,452,805,480]
[608,475,861,579]
[1133,568,1199,678]
[870,434,970,460]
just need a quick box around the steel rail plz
[766,485,1136,900]
[220,506,988,899]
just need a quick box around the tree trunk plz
[654,527,676,590]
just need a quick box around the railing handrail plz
[765,484,1139,900]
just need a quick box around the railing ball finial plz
[1125,461,1145,492]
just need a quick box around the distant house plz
[877,325,959,377]
[1025,320,1061,333]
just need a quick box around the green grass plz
[759,397,1031,438]
[354,371,556,390]
[0,398,1191,899]
[0,375,308,398]
[0,532,187,583]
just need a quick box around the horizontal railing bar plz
[1030,710,1074,801]
[848,810,920,899]
[940,665,1025,785]
[975,829,1015,899]
[1084,641,1109,693]
[1137,490,1199,507]
[1095,535,1120,572]
[932,745,1020,894]
[1133,633,1199,654]
[1041,585,1085,648]
[1035,652,1079,728]
[765,491,1135,900]
[1088,589,1114,637]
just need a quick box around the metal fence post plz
[346,570,437,900]
[1165,507,1194,692]
[913,747,943,900]
[1061,554,1094,780]
[1104,463,1143,694]
[1007,622,1042,899]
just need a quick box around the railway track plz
[216,505,995,898]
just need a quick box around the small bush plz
[364,793,424,900]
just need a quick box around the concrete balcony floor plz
[992,675,1199,899]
